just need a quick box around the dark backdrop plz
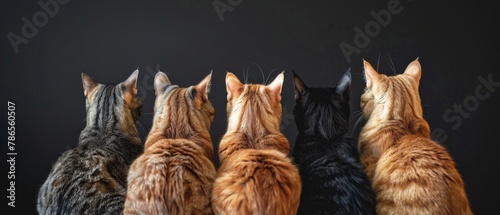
[1,0,498,214]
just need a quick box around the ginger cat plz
[359,59,473,215]
[211,72,302,215]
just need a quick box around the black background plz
[1,0,499,214]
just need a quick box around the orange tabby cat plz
[211,72,302,215]
[359,58,473,215]
[124,71,216,215]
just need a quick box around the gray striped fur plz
[37,71,143,215]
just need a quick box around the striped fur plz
[359,59,473,215]
[212,72,302,215]
[37,70,143,215]
[124,71,216,215]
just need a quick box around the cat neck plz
[298,126,349,143]
[218,131,290,164]
[359,111,431,161]
[146,120,213,158]
[364,114,430,138]
[293,132,353,162]
[220,99,289,162]
[79,125,141,146]
[226,107,282,139]
[84,110,139,137]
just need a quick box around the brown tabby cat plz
[38,70,143,215]
[211,72,302,215]
[124,71,216,215]
[359,58,473,215]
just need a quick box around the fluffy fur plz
[124,72,216,215]
[211,72,302,215]
[292,71,376,215]
[359,59,473,215]
[37,70,143,214]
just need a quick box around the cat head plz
[225,72,284,134]
[152,71,215,134]
[80,70,142,133]
[293,70,351,139]
[361,58,424,121]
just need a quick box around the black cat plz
[292,70,376,215]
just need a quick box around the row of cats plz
[37,58,473,215]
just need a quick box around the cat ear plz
[293,72,308,101]
[403,57,422,82]
[226,72,244,101]
[81,73,97,97]
[267,71,285,101]
[122,69,139,95]
[121,69,139,104]
[154,71,171,96]
[195,70,212,99]
[337,69,351,99]
[363,59,381,88]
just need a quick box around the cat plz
[37,70,143,214]
[124,71,216,215]
[359,58,473,215]
[211,72,302,215]
[292,71,377,215]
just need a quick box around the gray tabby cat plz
[37,70,144,215]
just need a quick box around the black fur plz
[292,71,376,215]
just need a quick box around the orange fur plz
[359,59,473,215]
[211,72,302,215]
[124,72,216,215]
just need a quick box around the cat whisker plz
[356,72,366,83]
[352,112,366,134]
[241,65,247,84]
[377,52,382,71]
[266,68,280,85]
[350,111,364,125]
[328,76,335,87]
[156,64,161,73]
[268,68,281,84]
[388,55,397,75]
[250,62,265,85]
[350,110,363,119]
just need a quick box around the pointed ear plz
[122,69,139,104]
[226,72,244,101]
[293,72,307,101]
[122,69,139,95]
[81,73,97,97]
[363,59,381,88]
[403,57,422,82]
[267,71,285,101]
[154,71,171,96]
[337,70,351,99]
[195,70,212,99]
